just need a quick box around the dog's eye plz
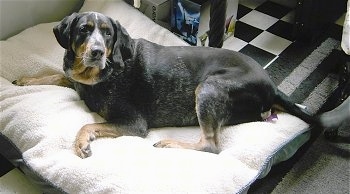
[105,30,112,36]
[79,26,89,33]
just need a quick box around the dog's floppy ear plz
[109,18,134,71]
[53,13,78,49]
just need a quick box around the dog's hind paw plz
[153,140,185,149]
[154,139,219,154]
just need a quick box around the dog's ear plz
[109,18,134,71]
[53,13,78,49]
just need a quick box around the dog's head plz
[53,12,134,85]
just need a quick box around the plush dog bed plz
[0,0,311,193]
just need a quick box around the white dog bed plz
[0,0,310,193]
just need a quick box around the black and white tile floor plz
[223,0,345,71]
[223,0,296,68]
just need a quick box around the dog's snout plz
[91,47,105,59]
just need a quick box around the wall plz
[0,0,84,40]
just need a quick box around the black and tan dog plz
[14,12,317,158]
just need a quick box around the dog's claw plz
[75,143,92,159]
[153,141,168,148]
[153,140,184,149]
[82,144,92,157]
[12,79,26,86]
[12,77,36,86]
[89,134,96,141]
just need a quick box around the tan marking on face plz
[87,21,94,28]
[100,23,108,29]
[70,62,101,85]
[74,42,88,58]
[106,48,112,57]
[71,42,101,85]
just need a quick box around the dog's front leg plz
[75,123,121,158]
[13,74,73,88]
[75,116,148,158]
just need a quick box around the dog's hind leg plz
[192,83,230,153]
[154,82,230,154]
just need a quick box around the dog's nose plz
[91,47,105,59]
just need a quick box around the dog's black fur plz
[15,12,317,158]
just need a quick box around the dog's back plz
[124,39,277,127]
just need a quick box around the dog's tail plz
[273,90,320,125]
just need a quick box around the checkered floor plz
[223,0,297,68]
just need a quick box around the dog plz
[13,12,317,158]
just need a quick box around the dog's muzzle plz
[90,46,105,60]
[85,30,107,69]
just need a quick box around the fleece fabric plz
[0,0,310,193]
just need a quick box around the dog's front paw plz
[74,125,97,158]
[75,142,92,159]
[12,77,38,86]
